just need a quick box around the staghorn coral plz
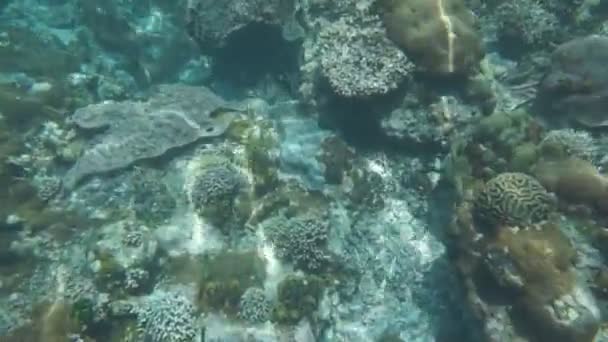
[475,172,553,227]
[238,287,271,323]
[317,13,413,97]
[264,212,330,271]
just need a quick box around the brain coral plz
[475,173,553,227]
[376,0,483,75]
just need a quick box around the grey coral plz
[495,0,559,47]
[191,164,242,211]
[137,289,197,342]
[65,85,239,188]
[265,212,330,271]
[238,287,271,323]
[542,129,598,161]
[318,14,413,97]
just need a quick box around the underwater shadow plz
[413,179,486,342]
[211,22,300,98]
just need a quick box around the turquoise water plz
[1,1,608,341]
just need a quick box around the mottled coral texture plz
[377,0,483,75]
[538,35,608,128]
[318,14,413,97]
[475,172,553,227]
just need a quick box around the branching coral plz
[238,287,271,323]
[264,212,330,271]
[540,129,598,162]
[495,0,559,49]
[191,163,243,228]
[317,13,413,97]
[137,289,197,342]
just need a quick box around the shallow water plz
[1,1,608,341]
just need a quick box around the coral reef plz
[238,287,271,323]
[494,0,559,50]
[376,0,483,75]
[131,168,177,225]
[136,289,198,342]
[191,163,243,229]
[65,85,243,188]
[484,222,576,301]
[317,13,413,97]
[534,157,608,215]
[475,172,554,227]
[444,105,606,341]
[264,212,330,271]
[89,220,158,294]
[197,250,266,314]
[540,129,598,162]
[537,35,608,128]
[274,274,324,324]
[33,176,62,202]
[186,0,285,49]
[6,0,608,341]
